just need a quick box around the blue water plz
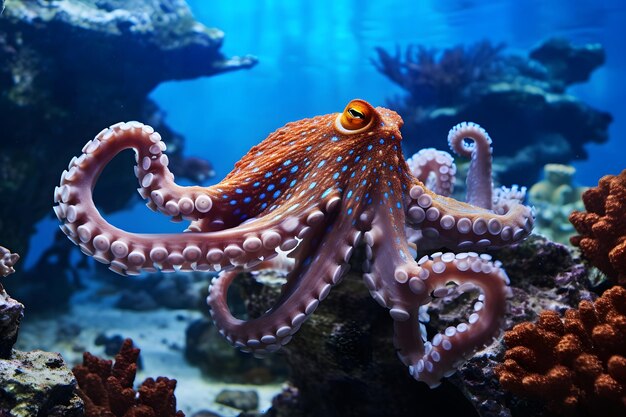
[26,0,626,266]
[154,0,626,183]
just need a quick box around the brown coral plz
[496,286,626,416]
[569,169,626,286]
[72,339,185,417]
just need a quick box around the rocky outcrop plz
[0,0,256,257]
[0,350,83,417]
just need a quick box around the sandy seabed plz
[16,279,283,416]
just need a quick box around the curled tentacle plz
[406,149,456,197]
[448,122,493,209]
[396,252,509,388]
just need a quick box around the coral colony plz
[54,99,534,387]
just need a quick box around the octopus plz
[54,99,533,387]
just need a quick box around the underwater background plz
[1,1,626,416]
[19,0,626,260]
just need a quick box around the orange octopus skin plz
[54,99,533,387]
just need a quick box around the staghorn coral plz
[496,286,626,416]
[569,169,626,286]
[72,338,184,417]
[373,41,506,107]
[529,164,588,244]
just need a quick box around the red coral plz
[73,339,185,417]
[569,169,626,286]
[496,286,626,416]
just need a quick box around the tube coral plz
[569,169,626,286]
[496,286,626,416]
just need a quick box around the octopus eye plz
[336,99,374,134]
[348,108,365,119]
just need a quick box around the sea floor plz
[15,276,283,416]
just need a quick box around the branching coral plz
[496,286,626,416]
[373,41,506,107]
[72,339,184,417]
[569,169,626,286]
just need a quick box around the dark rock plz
[0,350,83,417]
[185,317,287,384]
[94,333,142,368]
[191,411,223,417]
[95,332,122,351]
[113,272,204,311]
[116,289,160,311]
[215,389,259,411]
[54,320,82,343]
[530,37,605,87]
[0,288,23,359]
[0,0,256,260]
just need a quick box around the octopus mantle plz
[53,99,533,387]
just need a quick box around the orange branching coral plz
[496,286,626,416]
[72,339,185,417]
[569,169,626,286]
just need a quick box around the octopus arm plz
[394,253,509,388]
[363,203,509,387]
[404,181,533,251]
[53,121,320,275]
[448,122,493,209]
[207,214,360,353]
[56,121,252,225]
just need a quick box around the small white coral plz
[0,246,19,277]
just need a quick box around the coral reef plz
[374,38,611,186]
[54,101,533,388]
[0,0,256,257]
[570,169,626,287]
[496,286,626,417]
[73,338,185,417]
[529,164,588,244]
